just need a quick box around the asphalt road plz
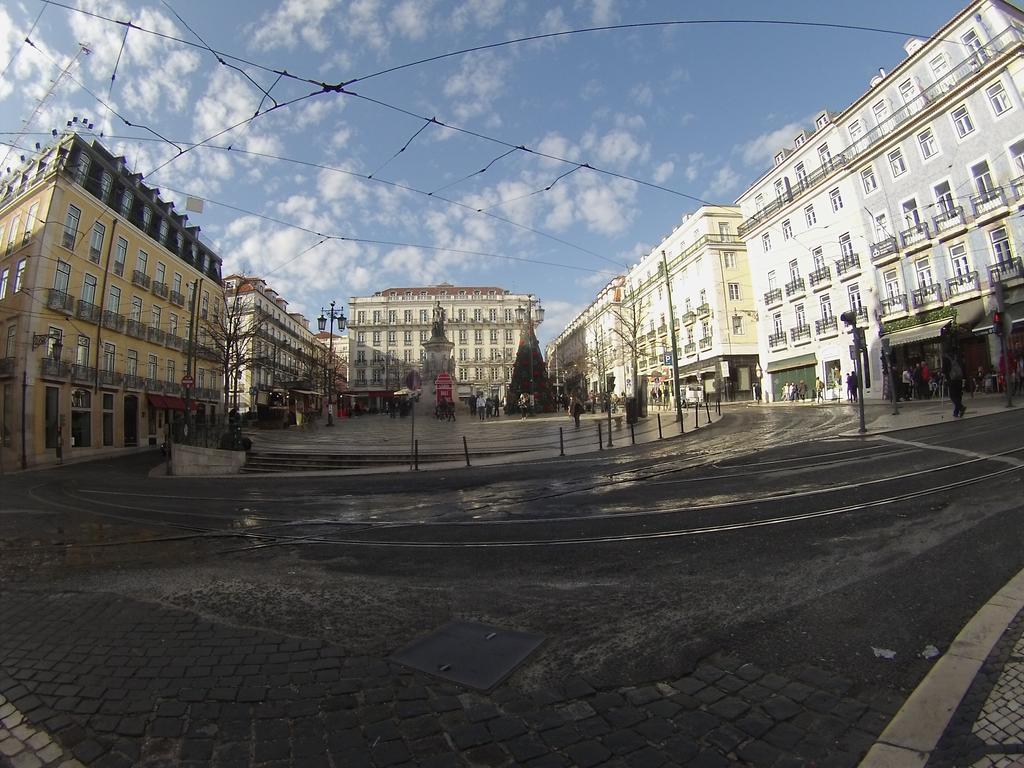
[3,404,1023,766]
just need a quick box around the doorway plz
[124,395,138,446]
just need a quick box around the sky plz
[0,0,967,347]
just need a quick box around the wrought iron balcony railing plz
[808,266,832,288]
[880,294,908,315]
[911,283,943,307]
[784,278,806,297]
[152,281,169,299]
[131,270,151,289]
[790,324,811,341]
[836,252,862,276]
[764,288,783,306]
[768,331,787,348]
[815,316,838,335]
[75,300,101,323]
[47,289,74,313]
[946,271,980,298]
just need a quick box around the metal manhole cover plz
[391,620,545,691]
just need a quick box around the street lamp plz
[516,297,544,414]
[318,300,347,427]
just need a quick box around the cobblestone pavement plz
[0,590,903,768]
[928,607,1024,768]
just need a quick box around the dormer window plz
[141,206,152,231]
[774,152,785,166]
[815,112,830,129]
[159,219,169,244]
[99,171,113,202]
[794,133,806,147]
[119,190,133,218]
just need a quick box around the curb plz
[859,565,1024,767]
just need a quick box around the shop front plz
[766,353,817,402]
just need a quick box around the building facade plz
[221,275,323,422]
[737,0,1024,400]
[0,133,224,470]
[348,284,543,408]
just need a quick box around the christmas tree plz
[507,326,553,413]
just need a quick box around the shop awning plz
[973,317,1024,335]
[766,353,817,374]
[289,389,321,396]
[147,393,170,409]
[147,394,199,411]
[883,318,950,346]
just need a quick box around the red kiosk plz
[435,372,453,404]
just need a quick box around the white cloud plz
[581,123,649,172]
[583,0,619,26]
[701,165,741,200]
[684,153,704,182]
[451,0,506,31]
[248,0,341,52]
[652,160,674,184]
[346,0,390,52]
[389,0,433,40]
[443,51,509,123]
[630,84,653,107]
[739,120,806,167]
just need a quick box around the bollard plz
[414,439,419,471]
[694,401,699,428]
[598,422,603,450]
[657,414,663,440]
[463,435,471,467]
[705,399,712,423]
[559,427,564,457]
[630,421,635,445]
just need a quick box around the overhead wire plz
[367,119,434,180]
[106,25,129,99]
[0,4,46,82]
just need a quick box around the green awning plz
[883,318,950,346]
[766,353,817,374]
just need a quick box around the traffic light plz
[840,310,858,327]
[994,310,1004,336]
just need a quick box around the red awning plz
[147,393,169,409]
[147,394,199,411]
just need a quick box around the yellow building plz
[0,133,224,471]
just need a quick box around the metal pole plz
[20,370,27,470]
[598,422,603,450]
[559,427,564,456]
[657,413,662,440]
[463,435,471,466]
[1002,333,1013,408]
[606,398,613,447]
[661,250,684,427]
[854,328,866,434]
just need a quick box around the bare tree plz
[202,288,267,415]
[608,289,652,401]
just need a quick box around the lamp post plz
[318,300,347,427]
[516,296,544,414]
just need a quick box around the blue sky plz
[0,0,965,346]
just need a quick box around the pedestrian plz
[815,377,825,403]
[477,392,486,420]
[571,394,583,428]
[519,392,529,419]
[945,352,966,417]
[797,381,807,402]
[846,371,857,402]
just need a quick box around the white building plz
[348,284,542,409]
[737,0,1024,400]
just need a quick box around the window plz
[761,233,771,252]
[458,330,467,344]
[772,312,783,335]
[147,354,158,380]
[872,99,889,125]
[849,120,862,141]
[788,259,800,281]
[112,237,127,276]
[884,269,901,300]
[172,273,182,295]
[899,78,919,105]
[839,234,856,259]
[915,258,934,289]
[774,152,785,167]
[722,251,736,268]
[489,329,498,343]
[754,193,765,210]
[829,187,843,212]
[951,105,975,138]
[5,325,15,357]
[887,148,907,177]
[971,160,993,194]
[934,181,954,214]
[23,203,38,244]
[861,166,878,193]
[794,133,806,147]
[82,274,97,305]
[403,331,412,344]
[795,303,806,327]
[119,190,132,218]
[76,336,90,366]
[732,316,744,335]
[83,222,104,263]
[918,128,938,159]
[930,53,950,82]
[130,296,143,322]
[166,359,175,384]
[54,260,71,293]
[812,247,825,271]
[155,262,165,285]
[136,250,148,275]
[168,314,178,338]
[62,204,81,249]
[1009,139,1024,176]
[949,243,970,277]
[103,343,115,372]
[152,305,161,329]
[767,270,777,291]
[774,178,789,200]
[986,82,1012,115]
[372,310,381,323]
[819,293,833,320]
[457,309,467,322]
[387,330,396,344]
[388,310,397,324]
[107,285,121,314]
[0,269,7,300]
[473,308,482,322]
[372,331,381,345]
[728,283,741,301]
[419,309,428,323]
[5,216,19,256]
[816,113,829,129]
[804,204,816,227]
[991,227,1012,263]
[404,310,413,323]
[818,143,832,168]
[782,220,793,240]
[356,331,365,345]
[795,162,807,186]
[13,260,25,292]
[473,330,483,344]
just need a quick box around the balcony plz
[870,238,898,262]
[855,306,869,324]
[40,358,69,378]
[808,266,832,289]
[166,334,184,351]
[152,281,169,300]
[764,288,783,307]
[98,370,123,387]
[971,187,1007,220]
[899,222,930,249]
[126,319,147,339]
[145,378,164,392]
[789,324,811,342]
[102,310,126,333]
[1011,175,1024,203]
[988,257,1024,284]
[112,260,125,277]
[0,357,14,376]
[75,300,101,324]
[784,277,806,298]
[165,382,182,395]
[47,289,74,314]
[681,311,697,325]
[699,336,712,351]
[696,303,711,317]
[684,342,696,355]
[71,364,95,383]
[169,290,185,307]
[946,271,979,299]
[768,331,787,349]
[815,316,838,336]
[836,252,862,278]
[124,374,145,390]
[131,270,151,290]
[147,326,166,344]
[911,283,944,308]
[880,294,908,316]
[932,206,967,239]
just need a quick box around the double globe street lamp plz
[318,300,347,427]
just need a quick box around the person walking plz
[815,377,825,403]
[571,394,583,428]
[846,371,857,402]
[477,392,486,420]
[945,352,966,418]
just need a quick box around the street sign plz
[663,353,672,365]
[181,374,194,388]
